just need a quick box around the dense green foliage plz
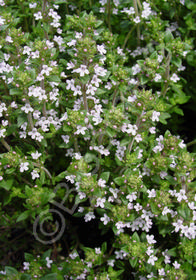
[0,0,196,279]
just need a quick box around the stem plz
[122,25,136,50]
[28,113,34,130]
[126,111,143,157]
[43,101,47,117]
[137,0,142,9]
[74,137,79,153]
[42,0,47,13]
[161,53,171,97]
[32,162,52,180]
[187,139,196,147]
[107,0,112,32]
[127,137,135,154]
[112,88,118,106]
[1,139,11,151]
[133,0,140,46]
[82,85,88,112]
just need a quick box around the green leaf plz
[114,177,125,186]
[171,85,190,104]
[42,249,52,260]
[48,75,61,83]
[0,179,13,191]
[16,210,30,222]
[131,232,140,242]
[106,127,116,137]
[40,273,58,280]
[9,88,22,95]
[120,137,130,146]
[84,153,97,163]
[172,56,182,68]
[164,30,174,43]
[159,112,171,124]
[129,258,137,268]
[5,266,18,276]
[21,274,32,280]
[24,253,34,262]
[100,172,110,183]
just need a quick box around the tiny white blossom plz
[151,111,160,122]
[46,257,53,268]
[170,73,180,83]
[147,255,157,265]
[84,212,95,222]
[100,213,110,225]
[173,260,181,269]
[154,73,162,82]
[72,65,89,77]
[20,162,29,172]
[23,262,30,270]
[31,151,42,160]
[134,16,141,23]
[34,11,42,20]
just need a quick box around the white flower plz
[147,255,158,265]
[98,178,106,188]
[0,128,6,138]
[134,16,141,23]
[95,247,101,254]
[158,268,165,276]
[46,257,53,268]
[100,214,110,225]
[128,95,137,102]
[178,140,186,149]
[96,197,106,208]
[151,111,160,122]
[157,55,163,62]
[75,125,87,135]
[132,64,141,75]
[97,44,106,55]
[21,103,34,114]
[154,73,161,82]
[5,36,13,43]
[31,151,41,160]
[146,234,157,244]
[72,65,89,77]
[135,134,142,143]
[20,162,29,172]
[170,73,180,83]
[23,262,30,270]
[34,11,42,20]
[160,171,167,179]
[147,189,156,198]
[149,126,156,134]
[173,261,181,269]
[31,170,39,180]
[29,3,37,8]
[65,175,75,184]
[94,64,107,77]
[107,259,115,266]
[84,212,95,222]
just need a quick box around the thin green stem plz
[107,0,112,32]
[187,139,196,147]
[133,0,140,46]
[32,162,52,180]
[74,137,79,153]
[1,139,11,151]
[122,25,136,50]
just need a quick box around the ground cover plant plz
[0,0,196,279]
